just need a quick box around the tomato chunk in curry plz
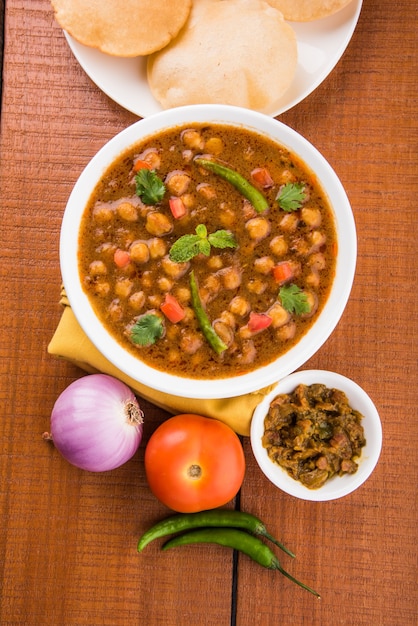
[78,124,337,379]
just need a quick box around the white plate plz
[64,0,362,118]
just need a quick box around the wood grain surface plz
[0,1,417,624]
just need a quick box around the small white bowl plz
[250,370,382,501]
[60,104,357,399]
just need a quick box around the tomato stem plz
[187,464,202,479]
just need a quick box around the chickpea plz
[89,260,107,277]
[117,202,138,222]
[181,193,195,209]
[165,170,191,196]
[182,149,194,163]
[207,255,223,270]
[92,281,110,297]
[237,340,257,364]
[175,286,191,304]
[269,235,288,257]
[220,266,242,290]
[157,276,173,292]
[180,331,203,355]
[96,242,117,262]
[107,299,123,322]
[276,321,296,341]
[182,306,195,323]
[279,169,297,184]
[138,148,161,170]
[93,205,113,224]
[203,274,221,296]
[128,291,146,311]
[308,252,326,270]
[141,271,153,289]
[279,213,299,232]
[301,290,318,318]
[218,310,236,329]
[218,206,236,229]
[197,183,217,200]
[167,348,181,364]
[129,240,150,264]
[145,212,173,236]
[267,302,290,328]
[114,278,133,299]
[148,294,163,308]
[181,129,204,150]
[254,256,274,275]
[213,321,234,346]
[229,296,250,317]
[242,199,257,221]
[148,237,167,259]
[161,255,190,279]
[306,268,320,288]
[301,207,322,228]
[245,216,271,241]
[204,137,223,154]
[165,325,179,341]
[247,278,267,295]
[308,230,326,251]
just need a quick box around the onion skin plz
[50,374,144,472]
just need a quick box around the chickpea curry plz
[79,124,337,379]
[262,384,366,489]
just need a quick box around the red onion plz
[50,374,144,472]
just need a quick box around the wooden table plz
[1,1,417,624]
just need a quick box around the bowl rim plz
[60,104,357,399]
[250,369,383,501]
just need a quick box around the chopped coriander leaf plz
[276,182,306,212]
[135,169,166,205]
[130,313,164,346]
[279,284,311,315]
[169,224,237,263]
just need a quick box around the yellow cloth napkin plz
[47,290,274,436]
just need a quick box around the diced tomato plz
[160,293,185,323]
[251,167,274,189]
[169,196,187,219]
[248,311,272,333]
[113,249,131,268]
[133,159,152,172]
[272,261,294,285]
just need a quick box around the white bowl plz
[60,104,357,399]
[250,370,382,501]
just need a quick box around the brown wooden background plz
[1,1,417,624]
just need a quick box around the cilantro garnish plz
[135,169,166,205]
[279,284,311,315]
[276,182,306,212]
[130,313,164,346]
[169,224,237,263]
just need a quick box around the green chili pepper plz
[137,510,295,558]
[189,270,227,355]
[194,157,269,214]
[163,528,320,598]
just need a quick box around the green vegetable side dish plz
[162,528,320,598]
[190,271,228,355]
[135,169,166,205]
[194,157,270,214]
[137,509,295,558]
[169,224,237,263]
[262,384,366,489]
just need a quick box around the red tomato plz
[144,414,245,513]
